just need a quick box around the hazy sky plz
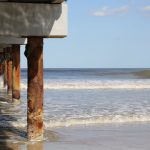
[21,0,150,68]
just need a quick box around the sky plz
[21,0,150,68]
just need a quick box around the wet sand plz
[1,122,150,150]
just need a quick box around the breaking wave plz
[44,116,150,128]
[0,115,150,129]
[20,79,150,90]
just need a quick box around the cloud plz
[93,7,109,17]
[142,5,150,17]
[93,6,129,17]
[143,6,150,11]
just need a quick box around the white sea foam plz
[20,79,150,90]
[1,115,150,129]
[44,115,150,128]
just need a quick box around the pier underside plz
[0,0,67,141]
[0,0,64,3]
[0,2,67,37]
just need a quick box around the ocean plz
[0,68,150,142]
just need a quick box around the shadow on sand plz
[0,91,26,150]
[0,91,46,150]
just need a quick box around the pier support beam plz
[25,37,43,140]
[3,50,7,88]
[4,54,7,88]
[0,52,4,76]
[12,45,20,102]
[7,47,12,95]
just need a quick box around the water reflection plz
[27,142,43,150]
[9,144,21,150]
[0,142,43,150]
[0,143,21,150]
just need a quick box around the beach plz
[0,68,150,149]
[0,0,149,149]
[0,123,150,150]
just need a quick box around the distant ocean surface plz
[1,68,150,130]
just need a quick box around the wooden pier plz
[0,0,67,141]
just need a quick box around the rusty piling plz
[4,51,7,88]
[12,45,20,102]
[7,47,12,95]
[25,37,43,140]
[0,52,4,76]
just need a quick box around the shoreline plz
[0,122,150,150]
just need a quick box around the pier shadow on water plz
[0,90,27,150]
[0,89,57,150]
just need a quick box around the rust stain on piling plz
[0,52,4,76]
[12,90,20,99]
[25,37,43,140]
[12,45,20,102]
[4,51,7,88]
[7,47,12,95]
